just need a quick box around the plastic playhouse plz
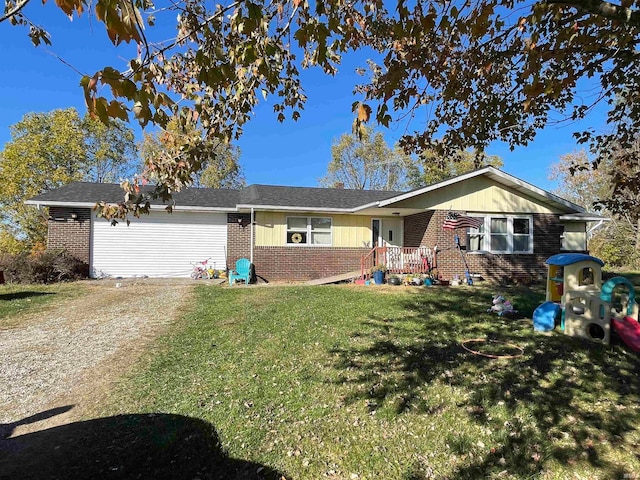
[533,253,640,351]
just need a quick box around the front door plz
[371,218,403,247]
[382,218,402,247]
[371,218,403,270]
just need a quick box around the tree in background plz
[139,118,245,190]
[319,128,412,190]
[83,116,137,182]
[597,140,640,247]
[0,108,137,253]
[405,149,503,189]
[199,144,245,189]
[549,148,640,268]
[548,150,612,209]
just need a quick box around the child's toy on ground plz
[611,316,640,352]
[564,290,611,343]
[601,276,639,351]
[488,295,518,316]
[533,301,561,332]
[536,253,640,349]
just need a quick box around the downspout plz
[250,207,254,264]
[587,220,604,238]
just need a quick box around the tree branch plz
[0,0,31,23]
[545,0,640,27]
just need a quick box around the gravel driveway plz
[0,280,195,434]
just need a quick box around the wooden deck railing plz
[360,246,435,279]
[360,247,377,281]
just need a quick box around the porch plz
[360,246,436,280]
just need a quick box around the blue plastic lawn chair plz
[229,258,252,286]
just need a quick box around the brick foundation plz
[254,247,370,282]
[47,207,91,276]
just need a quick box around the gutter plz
[559,214,610,222]
[24,200,235,213]
[236,204,357,213]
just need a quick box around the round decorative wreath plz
[291,233,303,243]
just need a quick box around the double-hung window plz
[467,215,533,253]
[286,216,332,246]
[468,217,486,251]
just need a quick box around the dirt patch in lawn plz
[0,279,197,436]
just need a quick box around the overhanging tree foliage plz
[139,119,246,190]
[3,0,639,220]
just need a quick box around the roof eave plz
[236,204,356,213]
[24,200,235,213]
[351,201,382,212]
[559,214,610,222]
[24,200,96,208]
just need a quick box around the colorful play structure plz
[533,253,640,352]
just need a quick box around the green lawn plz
[0,282,85,328]
[100,284,640,479]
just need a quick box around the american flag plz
[442,212,483,230]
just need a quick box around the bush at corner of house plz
[0,249,86,284]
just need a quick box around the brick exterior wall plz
[403,211,435,247]
[227,213,252,269]
[254,247,370,282]
[403,210,563,284]
[47,207,91,276]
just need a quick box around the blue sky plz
[0,5,606,191]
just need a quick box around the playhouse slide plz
[601,276,640,351]
[612,316,640,353]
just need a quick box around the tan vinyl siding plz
[390,176,562,213]
[256,211,285,246]
[255,212,372,247]
[562,222,587,251]
[334,215,371,247]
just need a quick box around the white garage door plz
[91,211,228,278]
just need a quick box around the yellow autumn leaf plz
[357,103,371,122]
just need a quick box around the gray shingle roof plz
[238,185,399,209]
[27,182,399,210]
[27,182,241,209]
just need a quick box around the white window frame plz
[467,214,533,254]
[286,216,333,246]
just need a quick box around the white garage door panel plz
[92,212,227,278]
